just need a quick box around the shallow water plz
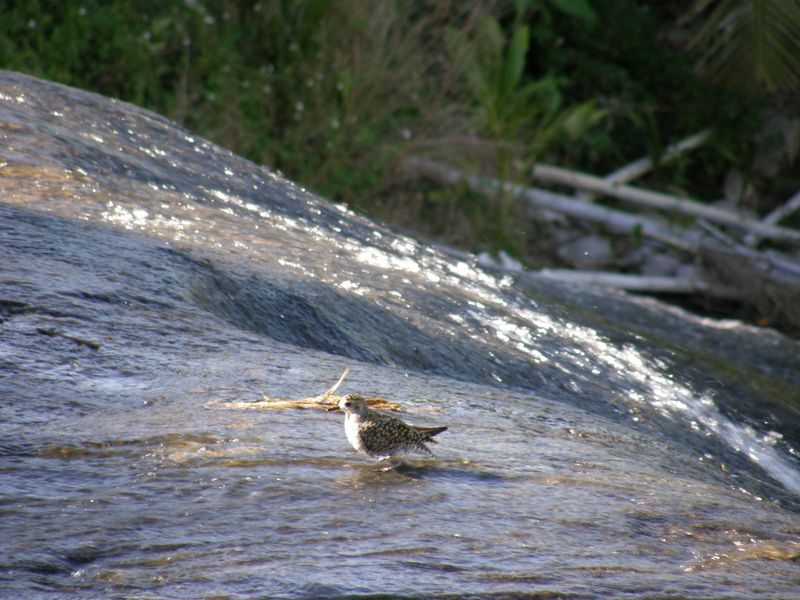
[2,71,800,598]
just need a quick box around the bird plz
[327,393,447,460]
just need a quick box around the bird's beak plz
[325,405,340,412]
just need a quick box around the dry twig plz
[217,368,403,411]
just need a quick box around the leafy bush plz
[0,0,793,259]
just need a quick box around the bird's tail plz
[415,425,448,440]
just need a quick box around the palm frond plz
[690,0,800,91]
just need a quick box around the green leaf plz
[560,101,605,137]
[546,0,597,23]
[689,0,800,91]
[503,25,530,97]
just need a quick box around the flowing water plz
[2,71,800,598]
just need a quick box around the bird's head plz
[328,393,368,415]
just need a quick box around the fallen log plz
[536,269,741,299]
[405,157,800,331]
[744,189,800,246]
[697,220,800,278]
[580,129,711,201]
[532,163,800,244]
[403,156,693,252]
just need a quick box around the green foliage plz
[689,0,800,92]
[445,7,603,170]
[0,2,155,103]
[545,0,597,23]
[531,0,779,198]
[0,0,792,262]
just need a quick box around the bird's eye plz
[344,401,351,407]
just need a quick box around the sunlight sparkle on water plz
[337,280,366,295]
[0,93,26,103]
[141,145,167,158]
[459,285,800,494]
[101,201,192,238]
[354,246,421,274]
[390,238,417,256]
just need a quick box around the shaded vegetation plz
[0,0,797,260]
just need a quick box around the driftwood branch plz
[306,367,350,404]
[405,156,800,332]
[608,129,712,184]
[212,368,402,411]
[695,222,800,331]
[403,156,694,252]
[744,189,800,246]
[698,220,800,278]
[761,189,800,226]
[580,129,711,201]
[531,163,800,244]
[536,269,741,299]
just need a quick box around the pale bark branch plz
[404,156,800,329]
[698,220,800,278]
[580,129,711,201]
[744,189,800,246]
[536,269,741,299]
[403,156,694,252]
[762,189,800,225]
[532,163,800,243]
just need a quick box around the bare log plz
[405,157,800,273]
[608,129,712,184]
[744,189,800,246]
[536,269,742,299]
[532,163,800,244]
[403,157,694,252]
[697,220,800,278]
[580,129,711,201]
[405,157,800,329]
[696,226,800,333]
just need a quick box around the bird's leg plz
[376,455,401,471]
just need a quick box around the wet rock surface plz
[2,71,800,598]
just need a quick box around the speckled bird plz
[328,393,447,460]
